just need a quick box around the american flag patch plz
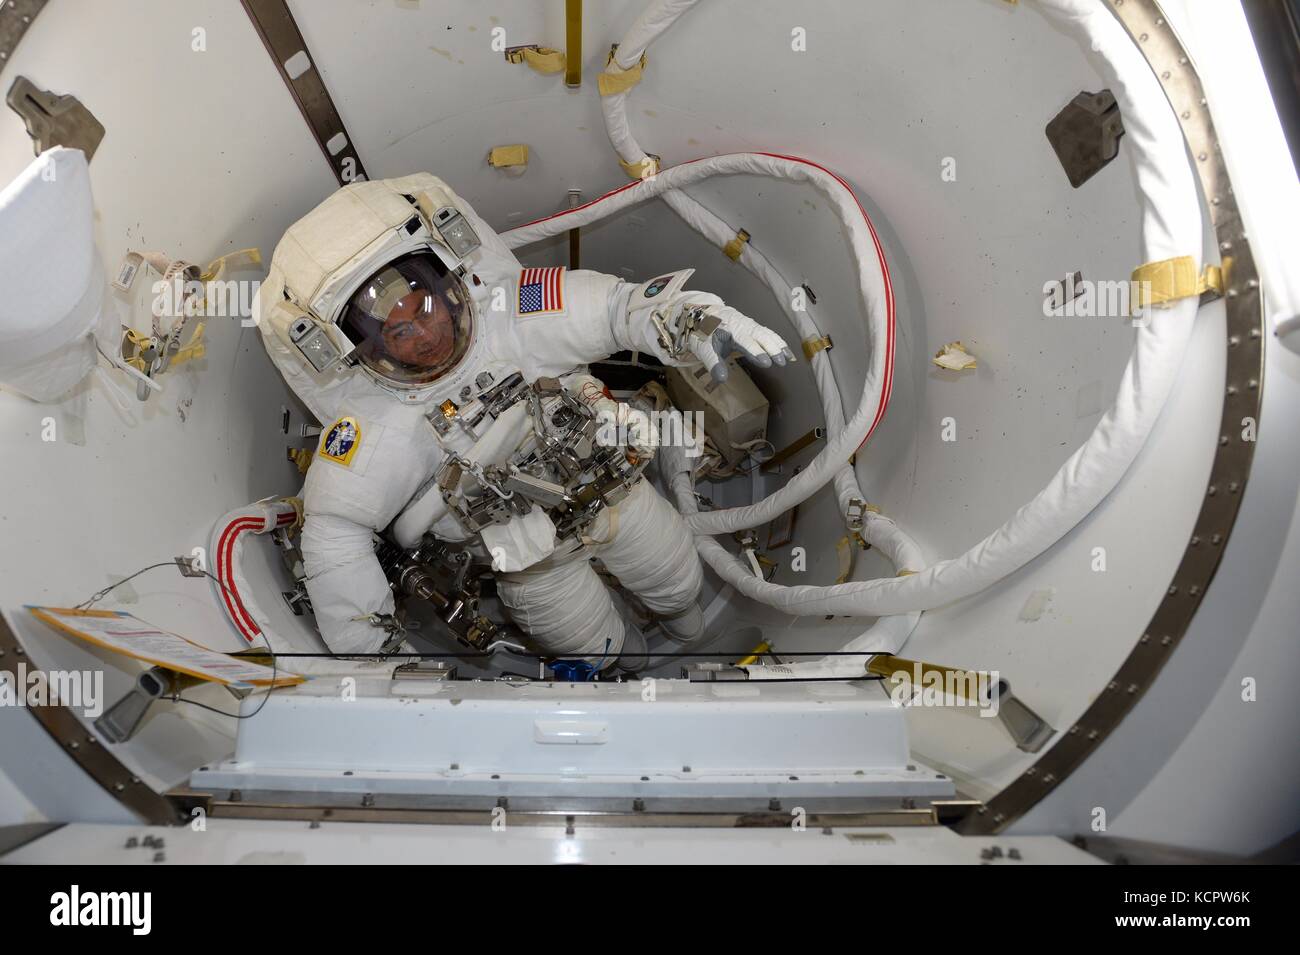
[517,266,565,315]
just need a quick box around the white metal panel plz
[5,819,1103,865]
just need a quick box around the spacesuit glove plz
[569,374,659,463]
[674,292,796,383]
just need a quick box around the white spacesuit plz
[255,172,792,665]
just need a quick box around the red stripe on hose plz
[217,517,265,641]
[509,152,896,453]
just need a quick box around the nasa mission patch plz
[319,415,362,466]
[644,276,673,298]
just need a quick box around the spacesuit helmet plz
[338,250,473,387]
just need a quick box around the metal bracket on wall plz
[1046,89,1125,188]
[5,75,104,159]
[241,0,368,187]
[0,0,48,70]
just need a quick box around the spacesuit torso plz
[255,173,789,661]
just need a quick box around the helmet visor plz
[339,251,473,386]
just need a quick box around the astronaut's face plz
[338,250,474,387]
[380,289,455,369]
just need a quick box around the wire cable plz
[74,559,281,720]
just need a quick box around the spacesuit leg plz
[588,479,705,644]
[497,547,626,662]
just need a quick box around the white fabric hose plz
[503,150,897,538]
[660,0,1203,618]
[597,0,923,651]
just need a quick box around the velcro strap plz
[802,335,833,360]
[619,154,660,180]
[723,228,750,261]
[1131,255,1224,308]
[201,248,261,282]
[516,47,566,74]
[834,532,868,584]
[598,50,646,96]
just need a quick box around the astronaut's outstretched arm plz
[300,513,396,655]
[522,269,795,384]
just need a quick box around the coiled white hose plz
[504,0,1204,626]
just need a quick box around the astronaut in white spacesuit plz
[255,172,792,667]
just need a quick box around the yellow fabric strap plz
[201,247,261,283]
[619,154,660,180]
[834,532,868,584]
[835,536,854,585]
[287,448,313,476]
[488,144,530,168]
[1131,255,1224,308]
[896,569,917,577]
[122,328,151,371]
[123,322,205,369]
[802,335,833,360]
[282,496,305,530]
[517,46,566,74]
[723,228,751,262]
[598,51,646,96]
[932,340,977,371]
[171,322,206,365]
[735,641,772,667]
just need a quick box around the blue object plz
[549,659,598,682]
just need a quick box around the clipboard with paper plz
[26,606,304,689]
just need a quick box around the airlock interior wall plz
[0,0,339,817]
[0,0,1230,826]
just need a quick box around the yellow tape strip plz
[171,322,206,365]
[834,532,869,584]
[488,144,530,168]
[619,154,660,180]
[802,335,833,360]
[287,448,314,475]
[735,641,772,667]
[519,46,566,74]
[201,247,261,283]
[723,228,751,262]
[835,536,854,585]
[598,51,646,96]
[1131,255,1224,308]
[932,341,977,371]
[283,495,305,530]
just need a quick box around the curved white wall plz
[0,0,1294,852]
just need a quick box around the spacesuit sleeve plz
[297,407,441,655]
[300,514,396,655]
[514,268,736,380]
[508,269,635,377]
